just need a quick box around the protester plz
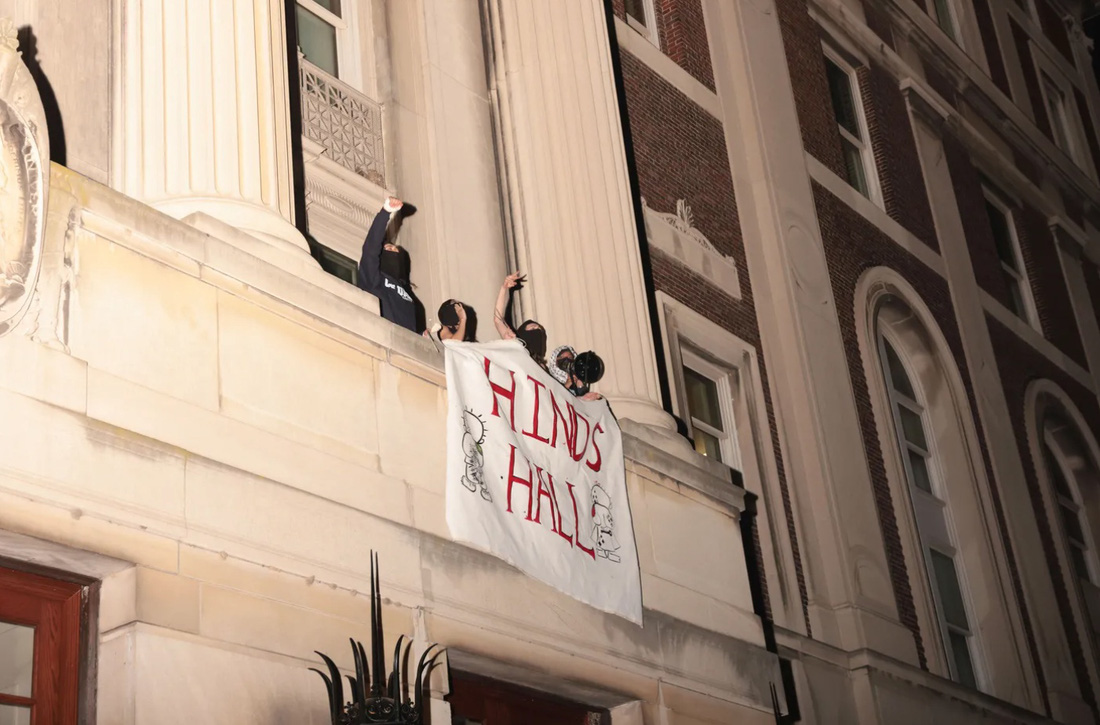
[494,272,548,369]
[548,344,603,401]
[358,197,420,333]
[426,299,476,348]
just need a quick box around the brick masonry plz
[619,46,812,631]
[858,63,940,251]
[987,315,1100,711]
[1012,19,1053,139]
[1036,0,1074,63]
[611,0,715,91]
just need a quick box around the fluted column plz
[485,0,673,431]
[115,0,306,254]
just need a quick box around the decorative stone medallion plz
[0,18,49,337]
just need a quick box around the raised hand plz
[455,302,467,322]
[503,272,526,290]
[386,196,404,211]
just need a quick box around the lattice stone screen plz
[299,58,386,186]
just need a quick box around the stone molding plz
[642,197,741,299]
[0,17,49,338]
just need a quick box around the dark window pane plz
[692,428,723,463]
[841,138,869,197]
[930,549,970,630]
[1002,269,1027,319]
[825,57,861,138]
[899,406,928,450]
[1061,504,1086,543]
[315,245,357,285]
[297,6,338,76]
[883,340,915,399]
[934,0,958,40]
[908,450,934,494]
[684,368,723,430]
[625,0,648,25]
[1043,445,1074,498]
[1070,543,1091,580]
[949,630,978,689]
[984,200,1017,267]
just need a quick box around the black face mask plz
[380,248,410,281]
[515,320,546,360]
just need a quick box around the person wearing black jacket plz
[358,197,420,333]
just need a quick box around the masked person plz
[426,299,474,347]
[358,197,419,333]
[549,345,604,401]
[494,272,547,369]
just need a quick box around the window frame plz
[0,566,83,725]
[878,331,984,690]
[296,0,364,90]
[1044,429,1100,586]
[1032,50,1097,180]
[623,0,660,47]
[679,349,741,469]
[981,185,1041,331]
[930,0,964,45]
[821,44,883,207]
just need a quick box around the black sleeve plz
[357,207,392,293]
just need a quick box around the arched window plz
[878,334,978,688]
[1041,434,1098,586]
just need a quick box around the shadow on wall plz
[16,26,65,167]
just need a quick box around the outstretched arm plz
[357,197,402,292]
[494,273,524,340]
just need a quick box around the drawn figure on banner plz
[591,485,621,563]
[460,409,492,501]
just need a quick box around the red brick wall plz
[945,135,1088,365]
[654,0,715,91]
[620,48,812,632]
[1016,205,1088,365]
[858,63,939,251]
[860,0,894,49]
[814,179,1050,685]
[973,0,1011,96]
[775,0,846,177]
[1012,20,1053,138]
[987,316,1100,711]
[942,135,1017,309]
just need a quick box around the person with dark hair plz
[427,299,475,345]
[494,272,547,369]
[358,197,420,333]
[548,344,604,401]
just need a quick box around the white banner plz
[444,340,642,624]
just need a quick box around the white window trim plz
[1044,428,1100,585]
[821,43,884,208]
[297,0,364,92]
[929,0,964,46]
[624,0,660,48]
[680,349,741,470]
[654,292,807,635]
[1032,49,1097,181]
[981,185,1041,332]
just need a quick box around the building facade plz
[1,0,1100,723]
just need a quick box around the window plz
[982,187,1037,327]
[822,48,879,203]
[930,0,961,43]
[1043,440,1096,582]
[449,673,607,725]
[679,350,740,468]
[1039,72,1081,160]
[624,0,658,44]
[311,242,358,286]
[0,566,82,724]
[296,0,344,77]
[880,336,980,689]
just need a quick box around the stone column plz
[114,0,306,255]
[483,0,673,431]
[703,0,918,662]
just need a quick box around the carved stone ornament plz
[0,18,49,337]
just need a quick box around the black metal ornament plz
[311,553,444,725]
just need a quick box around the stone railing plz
[299,57,385,186]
